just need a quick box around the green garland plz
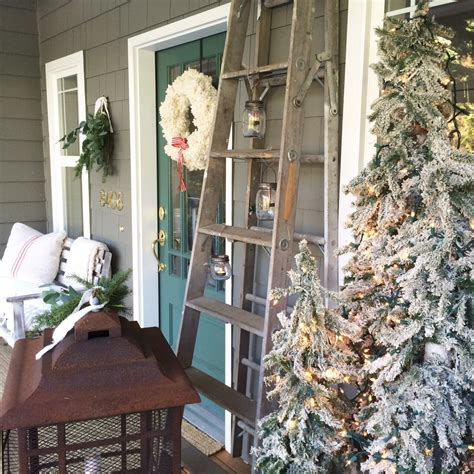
[60,110,114,182]
[32,270,131,333]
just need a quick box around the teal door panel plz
[156,33,226,421]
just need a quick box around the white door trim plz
[128,4,232,446]
[338,0,384,284]
[128,4,230,328]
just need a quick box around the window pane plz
[57,76,79,156]
[201,57,218,85]
[62,167,83,238]
[168,64,181,83]
[187,169,204,251]
[434,4,474,152]
[58,75,77,91]
[385,0,410,12]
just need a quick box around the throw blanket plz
[64,238,109,288]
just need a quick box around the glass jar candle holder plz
[242,100,266,139]
[209,255,232,281]
[256,182,277,221]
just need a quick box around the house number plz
[100,190,124,211]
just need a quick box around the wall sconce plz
[242,100,266,139]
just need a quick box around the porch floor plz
[182,439,251,473]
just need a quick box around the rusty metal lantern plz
[0,311,199,473]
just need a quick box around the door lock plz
[158,229,167,246]
[152,238,167,272]
[158,206,166,221]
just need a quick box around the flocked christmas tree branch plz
[339,3,473,472]
[254,241,360,472]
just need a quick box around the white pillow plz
[0,223,66,285]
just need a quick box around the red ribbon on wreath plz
[172,136,189,192]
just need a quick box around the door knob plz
[152,238,167,272]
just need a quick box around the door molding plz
[128,4,230,329]
[128,4,232,446]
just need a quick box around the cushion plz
[0,223,66,285]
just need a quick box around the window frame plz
[45,51,90,238]
[386,0,457,18]
[339,0,463,284]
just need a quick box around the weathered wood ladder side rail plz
[176,0,340,468]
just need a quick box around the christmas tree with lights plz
[254,241,360,472]
[340,3,473,472]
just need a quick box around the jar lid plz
[259,182,277,190]
[244,100,264,107]
[211,254,230,262]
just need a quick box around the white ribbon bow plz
[35,287,108,360]
[94,96,114,133]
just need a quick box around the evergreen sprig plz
[32,270,131,333]
[60,110,114,182]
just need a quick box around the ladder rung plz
[210,149,324,164]
[237,420,256,437]
[185,367,256,427]
[245,293,293,313]
[211,149,279,160]
[186,296,264,336]
[199,224,272,247]
[222,62,288,80]
[249,226,325,246]
[241,357,261,372]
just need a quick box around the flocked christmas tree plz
[339,3,473,473]
[254,241,360,472]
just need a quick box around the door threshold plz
[184,405,225,444]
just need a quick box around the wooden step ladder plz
[176,0,339,465]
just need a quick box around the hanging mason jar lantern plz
[242,100,266,139]
[209,255,232,280]
[256,182,277,221]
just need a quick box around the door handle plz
[152,238,167,272]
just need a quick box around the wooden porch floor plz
[182,439,251,473]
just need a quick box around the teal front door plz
[156,33,226,436]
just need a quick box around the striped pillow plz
[0,223,66,285]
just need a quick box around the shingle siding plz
[34,0,346,302]
[0,0,45,257]
[37,0,229,273]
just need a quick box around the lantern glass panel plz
[209,255,231,280]
[242,100,266,139]
[256,182,277,221]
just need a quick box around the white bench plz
[0,238,112,346]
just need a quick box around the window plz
[339,0,473,281]
[46,52,90,238]
[385,0,474,151]
[385,0,459,18]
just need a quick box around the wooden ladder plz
[176,0,339,465]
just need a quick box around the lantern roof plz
[0,312,200,429]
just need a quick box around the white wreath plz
[159,69,217,172]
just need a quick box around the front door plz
[155,33,226,436]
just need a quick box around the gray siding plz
[0,0,46,256]
[232,0,348,309]
[35,0,346,297]
[37,0,232,273]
